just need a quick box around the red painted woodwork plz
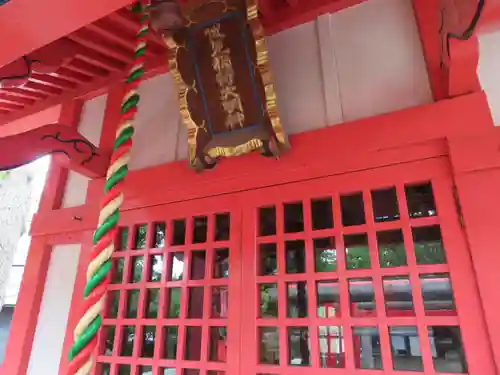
[0,0,370,125]
[0,122,109,177]
[412,0,482,100]
[28,91,492,237]
[59,158,496,375]
[0,39,83,89]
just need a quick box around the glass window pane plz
[130,256,144,283]
[120,326,135,357]
[353,326,382,370]
[134,224,147,249]
[287,282,308,318]
[288,327,310,366]
[102,326,115,356]
[286,240,306,274]
[185,326,202,360]
[146,289,159,319]
[349,278,376,317]
[341,193,365,226]
[383,276,415,317]
[188,287,204,319]
[428,326,468,373]
[211,286,228,318]
[163,326,178,359]
[377,230,407,268]
[172,219,186,245]
[420,273,456,315]
[259,206,276,236]
[161,369,176,375]
[215,213,230,241]
[311,198,333,230]
[371,187,400,222]
[209,326,227,362]
[345,234,370,270]
[141,326,156,358]
[117,227,128,250]
[390,326,423,371]
[260,243,277,276]
[126,290,139,318]
[167,288,181,318]
[318,326,344,368]
[259,327,279,365]
[118,365,131,375]
[106,290,120,318]
[316,280,341,318]
[97,363,111,375]
[183,370,199,375]
[193,216,208,243]
[284,202,304,233]
[169,252,184,281]
[413,226,447,265]
[153,222,166,248]
[260,283,278,318]
[213,248,229,279]
[139,366,153,375]
[190,251,206,280]
[111,258,125,284]
[149,255,163,282]
[314,237,336,272]
[406,182,437,218]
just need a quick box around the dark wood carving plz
[0,123,110,178]
[163,0,289,171]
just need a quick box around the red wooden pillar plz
[0,101,83,375]
[58,85,125,375]
[448,129,500,374]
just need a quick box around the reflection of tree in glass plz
[379,243,407,267]
[260,284,277,317]
[315,249,337,272]
[135,225,147,249]
[414,241,446,264]
[168,288,181,318]
[154,223,165,248]
[346,246,371,269]
[132,256,144,282]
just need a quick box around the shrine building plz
[1,1,500,375]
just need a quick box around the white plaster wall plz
[61,95,106,208]
[267,0,432,133]
[130,73,183,170]
[478,30,500,125]
[26,245,80,375]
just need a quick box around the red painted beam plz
[0,0,133,68]
[0,122,110,178]
[412,0,481,100]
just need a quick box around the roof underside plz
[0,0,366,126]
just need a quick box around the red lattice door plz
[95,194,242,375]
[94,158,494,375]
[239,158,493,375]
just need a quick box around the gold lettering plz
[204,22,245,130]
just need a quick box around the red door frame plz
[3,89,500,375]
[239,157,496,375]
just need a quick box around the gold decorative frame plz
[164,0,287,167]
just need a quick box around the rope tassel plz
[66,2,149,374]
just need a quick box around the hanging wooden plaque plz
[163,0,288,170]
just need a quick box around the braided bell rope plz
[66,2,149,374]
